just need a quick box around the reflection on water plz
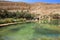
[0,23,60,40]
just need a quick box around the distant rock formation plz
[0,1,60,15]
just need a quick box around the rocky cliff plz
[0,1,60,15]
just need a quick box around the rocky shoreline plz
[0,20,36,27]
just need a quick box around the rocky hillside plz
[0,1,60,15]
[0,1,29,10]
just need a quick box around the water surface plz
[0,23,60,40]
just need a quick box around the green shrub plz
[49,19,59,25]
[19,18,26,22]
[4,19,13,23]
[0,18,27,24]
[0,20,5,24]
[0,18,14,24]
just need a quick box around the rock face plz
[0,1,60,15]
[0,1,29,10]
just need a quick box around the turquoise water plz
[0,23,60,40]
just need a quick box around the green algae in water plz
[0,23,60,40]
